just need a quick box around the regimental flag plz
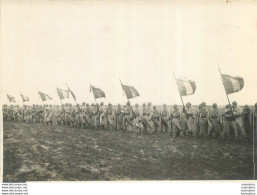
[176,78,196,96]
[57,88,69,100]
[21,94,29,102]
[66,85,76,101]
[120,81,140,99]
[221,74,244,94]
[38,91,52,101]
[90,85,106,99]
[7,94,16,103]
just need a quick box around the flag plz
[67,85,76,101]
[176,78,196,96]
[21,94,29,102]
[90,85,105,99]
[38,91,52,101]
[57,88,69,99]
[221,74,244,94]
[7,94,16,103]
[121,82,140,99]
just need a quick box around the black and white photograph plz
[1,0,257,187]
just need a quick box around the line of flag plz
[4,71,245,105]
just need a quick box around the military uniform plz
[92,104,100,129]
[242,105,252,142]
[115,104,123,130]
[46,106,53,125]
[152,106,160,133]
[171,106,182,137]
[223,106,237,140]
[161,105,170,133]
[185,103,194,135]
[198,104,209,139]
[124,103,134,131]
[100,103,106,129]
[232,104,246,138]
[74,105,81,128]
[134,105,143,132]
[145,104,154,133]
[106,104,115,130]
[209,105,221,138]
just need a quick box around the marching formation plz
[3,69,256,143]
[2,101,256,143]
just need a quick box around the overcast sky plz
[1,1,257,106]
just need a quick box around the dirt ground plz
[3,121,254,181]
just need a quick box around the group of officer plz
[2,101,256,142]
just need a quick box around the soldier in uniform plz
[242,105,252,142]
[133,103,143,132]
[115,104,123,130]
[91,103,99,129]
[69,104,75,127]
[232,101,246,140]
[24,105,31,123]
[74,104,82,128]
[99,102,106,129]
[56,105,62,125]
[160,104,170,133]
[31,104,36,123]
[145,102,154,134]
[152,106,160,133]
[46,105,53,125]
[124,101,134,131]
[106,103,115,130]
[141,103,148,133]
[80,102,86,129]
[223,104,238,141]
[184,102,194,136]
[84,103,90,128]
[17,106,24,122]
[171,104,182,137]
[198,102,209,139]
[209,103,221,139]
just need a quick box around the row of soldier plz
[2,101,256,142]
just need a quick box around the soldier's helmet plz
[118,104,120,106]
[49,104,52,107]
[232,101,237,106]
[173,104,177,109]
[86,103,89,106]
[127,101,130,106]
[226,104,230,109]
[108,103,112,106]
[201,102,206,106]
[135,103,139,107]
[82,102,85,106]
[147,102,151,106]
[163,104,166,107]
[198,104,202,109]
[213,103,217,108]
[142,103,146,106]
[66,103,68,106]
[153,106,156,109]
[96,103,99,106]
[100,102,104,106]
[91,103,95,106]
[69,104,72,107]
[186,102,191,107]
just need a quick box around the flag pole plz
[90,82,97,104]
[36,88,45,106]
[218,67,235,120]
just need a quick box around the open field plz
[3,121,254,181]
